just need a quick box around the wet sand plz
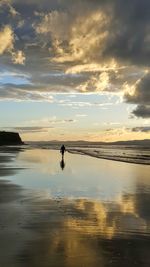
[0,147,150,267]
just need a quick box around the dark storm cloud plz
[132,105,150,119]
[132,127,150,133]
[103,0,150,66]
[125,73,150,105]
[125,73,150,118]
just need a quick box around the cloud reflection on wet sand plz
[0,185,150,267]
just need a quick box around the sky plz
[0,0,150,142]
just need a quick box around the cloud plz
[77,72,111,93]
[0,25,14,55]
[0,25,26,65]
[124,73,150,105]
[32,0,150,67]
[0,85,54,102]
[3,126,53,133]
[124,72,150,118]
[76,114,87,118]
[23,117,77,128]
[131,105,150,119]
[103,0,150,67]
[65,60,119,74]
[0,0,150,113]
[34,8,109,64]
[97,126,150,142]
[12,50,26,65]
[59,100,113,108]
[33,0,150,67]
[103,122,121,126]
[0,0,19,16]
[48,118,77,124]
[132,127,150,133]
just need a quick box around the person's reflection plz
[60,157,65,170]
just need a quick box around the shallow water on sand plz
[0,148,150,267]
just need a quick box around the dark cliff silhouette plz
[0,131,24,146]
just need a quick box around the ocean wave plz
[68,147,150,165]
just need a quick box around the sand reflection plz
[9,192,150,267]
[0,184,150,267]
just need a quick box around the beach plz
[0,146,150,267]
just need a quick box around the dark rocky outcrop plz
[0,131,24,146]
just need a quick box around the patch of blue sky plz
[0,74,30,85]
[55,93,118,104]
[0,89,129,130]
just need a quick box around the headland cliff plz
[0,131,24,146]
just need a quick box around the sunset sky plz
[0,0,150,141]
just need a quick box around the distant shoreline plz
[27,139,150,147]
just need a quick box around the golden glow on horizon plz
[21,130,149,142]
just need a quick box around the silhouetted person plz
[60,145,66,158]
[60,158,65,170]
